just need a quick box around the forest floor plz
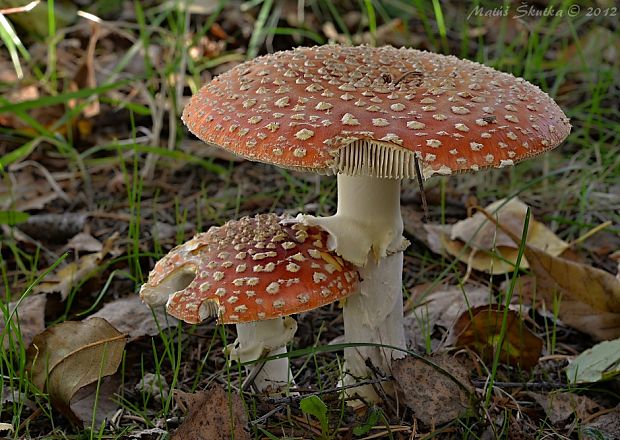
[1,0,619,439]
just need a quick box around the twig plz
[263,378,388,404]
[393,70,423,86]
[414,156,429,222]
[248,404,286,426]
[241,359,267,392]
[472,379,565,390]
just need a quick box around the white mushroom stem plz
[227,317,297,392]
[299,174,407,401]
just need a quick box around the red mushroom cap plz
[183,45,570,178]
[140,214,359,324]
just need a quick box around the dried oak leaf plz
[26,318,126,424]
[528,391,598,426]
[419,198,569,274]
[521,249,620,341]
[35,233,120,300]
[405,284,492,349]
[172,385,250,440]
[70,374,121,426]
[392,353,474,427]
[479,208,620,341]
[452,305,542,369]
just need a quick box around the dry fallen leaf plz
[479,209,620,341]
[579,404,620,440]
[451,305,543,369]
[36,233,119,300]
[26,318,127,424]
[524,251,620,340]
[392,354,474,427]
[434,198,569,274]
[1,294,47,349]
[70,375,121,426]
[89,296,177,340]
[18,213,87,243]
[172,385,249,440]
[404,284,492,349]
[65,231,103,253]
[528,391,598,425]
[0,166,61,212]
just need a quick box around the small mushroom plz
[140,214,358,392]
[182,45,571,401]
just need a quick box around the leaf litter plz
[451,305,543,370]
[478,205,620,341]
[35,232,120,300]
[527,391,598,426]
[89,296,178,340]
[26,318,127,424]
[171,385,250,440]
[404,283,492,350]
[566,338,620,384]
[392,353,474,427]
[426,198,570,274]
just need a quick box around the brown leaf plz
[1,294,47,349]
[35,232,119,300]
[452,305,542,369]
[19,213,87,243]
[0,167,60,212]
[524,249,620,340]
[70,375,121,426]
[479,208,620,341]
[580,404,620,440]
[26,318,127,424]
[392,354,474,427]
[404,284,492,349]
[89,296,177,340]
[172,385,250,440]
[528,391,598,425]
[65,232,103,253]
[438,198,568,274]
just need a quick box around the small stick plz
[472,379,565,390]
[264,378,387,404]
[393,70,423,86]
[241,359,267,392]
[414,156,429,222]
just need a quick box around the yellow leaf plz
[443,198,569,274]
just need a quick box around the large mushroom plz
[182,45,571,400]
[140,214,358,392]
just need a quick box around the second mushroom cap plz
[140,214,359,324]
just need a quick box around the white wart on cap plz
[183,45,571,179]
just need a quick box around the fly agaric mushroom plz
[182,45,571,400]
[140,214,358,392]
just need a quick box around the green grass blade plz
[0,80,131,114]
[0,13,24,79]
